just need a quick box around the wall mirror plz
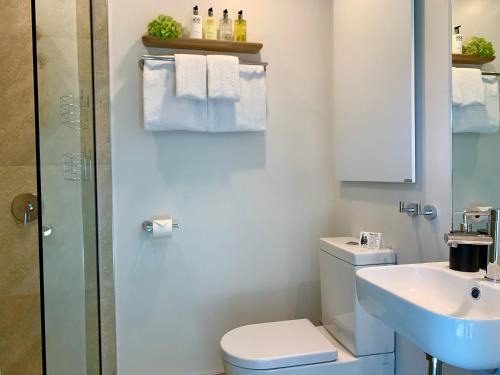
[451,0,500,227]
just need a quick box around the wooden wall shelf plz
[452,54,496,65]
[142,36,263,54]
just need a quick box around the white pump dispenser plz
[191,5,203,39]
[452,25,463,54]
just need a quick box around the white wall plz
[331,0,471,374]
[331,0,487,374]
[108,0,490,374]
[452,0,500,221]
[109,1,333,374]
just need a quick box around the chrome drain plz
[471,287,481,300]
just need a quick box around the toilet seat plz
[220,319,338,370]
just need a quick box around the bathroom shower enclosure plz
[0,0,101,373]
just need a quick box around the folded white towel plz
[143,60,207,131]
[175,54,207,100]
[454,68,486,107]
[208,65,267,132]
[452,67,463,106]
[453,75,499,134]
[207,55,241,101]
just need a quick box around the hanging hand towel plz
[453,75,499,133]
[208,65,267,132]
[455,68,486,107]
[452,67,463,106]
[175,54,207,100]
[143,60,207,131]
[207,55,241,101]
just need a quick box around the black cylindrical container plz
[449,244,480,272]
[477,229,489,269]
[478,246,488,269]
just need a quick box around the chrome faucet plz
[444,209,500,282]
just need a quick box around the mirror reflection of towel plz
[453,67,486,107]
[453,75,499,134]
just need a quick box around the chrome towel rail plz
[139,54,268,70]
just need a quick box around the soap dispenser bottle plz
[205,7,217,40]
[452,25,463,54]
[191,5,203,39]
[233,10,247,42]
[218,9,233,41]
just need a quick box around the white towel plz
[207,55,241,101]
[452,67,463,106]
[143,60,207,131]
[208,65,267,132]
[454,68,486,107]
[453,75,499,134]
[175,54,207,100]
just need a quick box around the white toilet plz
[220,237,396,375]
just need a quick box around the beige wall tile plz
[0,0,32,37]
[0,167,39,296]
[2,0,116,374]
[0,166,41,375]
[100,286,117,375]
[0,2,41,374]
[0,0,36,167]
[0,294,43,375]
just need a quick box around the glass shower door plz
[33,0,101,373]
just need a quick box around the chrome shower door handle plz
[42,225,53,237]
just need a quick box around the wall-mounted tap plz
[445,209,500,282]
[399,202,438,220]
[11,193,38,226]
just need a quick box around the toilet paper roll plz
[152,219,173,238]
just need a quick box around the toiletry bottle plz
[191,6,203,39]
[205,7,217,40]
[218,9,233,41]
[233,10,247,42]
[452,25,463,54]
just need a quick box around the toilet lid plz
[220,319,338,370]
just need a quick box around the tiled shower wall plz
[0,0,115,374]
[0,1,42,374]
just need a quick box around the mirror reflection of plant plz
[463,36,495,58]
[148,15,183,40]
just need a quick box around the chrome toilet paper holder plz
[142,219,180,232]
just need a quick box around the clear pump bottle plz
[233,10,247,42]
[218,9,232,41]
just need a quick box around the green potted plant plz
[463,36,495,58]
[147,15,183,40]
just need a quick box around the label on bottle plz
[191,16,203,39]
[452,35,463,54]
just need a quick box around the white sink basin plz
[356,262,500,370]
